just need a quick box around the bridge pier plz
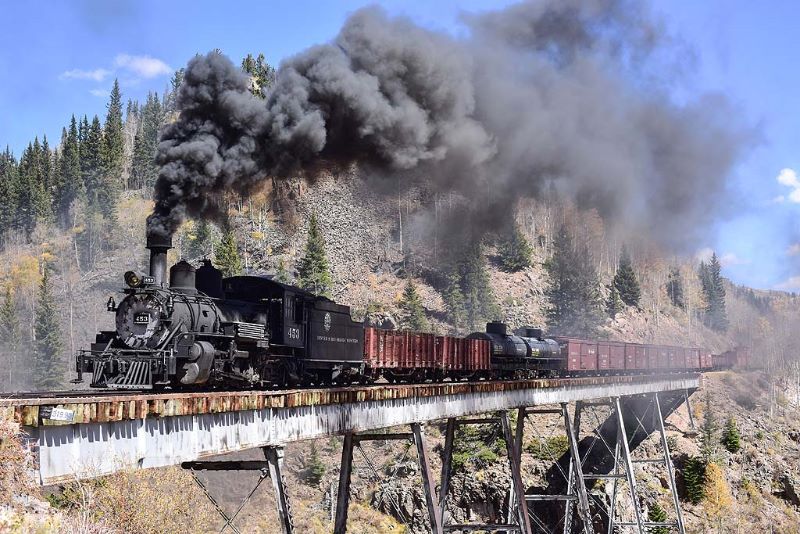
[182,445,294,534]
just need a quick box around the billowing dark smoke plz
[149,0,746,249]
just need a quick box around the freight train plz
[75,235,738,390]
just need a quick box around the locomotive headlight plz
[124,271,142,288]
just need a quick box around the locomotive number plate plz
[133,312,150,324]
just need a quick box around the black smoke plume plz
[149,0,746,249]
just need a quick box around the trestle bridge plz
[1,374,700,533]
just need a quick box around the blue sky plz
[0,0,797,291]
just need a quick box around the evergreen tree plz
[544,224,603,337]
[606,284,622,319]
[17,139,51,234]
[647,502,668,534]
[214,229,242,277]
[461,243,498,329]
[241,53,275,97]
[683,455,707,504]
[56,118,84,226]
[103,79,125,180]
[297,213,333,297]
[131,92,163,190]
[33,266,63,390]
[721,418,741,453]
[82,115,105,208]
[442,267,467,331]
[497,224,533,272]
[0,148,18,234]
[701,253,729,332]
[0,286,21,388]
[305,441,326,486]
[399,278,429,331]
[164,68,185,114]
[274,258,291,284]
[666,267,685,309]
[700,392,717,460]
[187,219,214,259]
[612,245,640,307]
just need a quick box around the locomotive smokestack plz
[146,232,172,286]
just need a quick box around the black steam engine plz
[76,235,365,389]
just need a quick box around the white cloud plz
[777,168,800,203]
[695,247,714,263]
[114,54,171,78]
[694,248,747,267]
[89,88,110,98]
[719,253,749,267]
[59,68,111,81]
[776,276,800,291]
[788,244,800,256]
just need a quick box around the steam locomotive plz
[76,235,719,390]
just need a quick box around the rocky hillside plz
[2,173,800,532]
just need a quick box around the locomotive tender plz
[76,234,722,390]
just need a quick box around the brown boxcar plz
[686,348,701,370]
[635,344,648,369]
[608,342,626,370]
[597,342,611,370]
[581,342,598,370]
[560,339,582,372]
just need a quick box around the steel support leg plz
[684,389,696,430]
[412,423,443,534]
[439,418,456,528]
[264,447,294,534]
[562,403,594,534]
[563,400,584,534]
[500,410,533,534]
[334,432,355,534]
[613,397,644,533]
[606,434,621,534]
[654,394,686,534]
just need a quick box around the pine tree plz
[305,441,326,486]
[0,148,18,235]
[700,392,717,460]
[606,284,622,319]
[56,118,84,226]
[442,267,467,331]
[666,267,685,309]
[33,266,63,390]
[647,502,668,534]
[461,243,498,329]
[131,92,163,190]
[187,219,214,259]
[721,418,741,453]
[612,245,640,307]
[683,455,707,504]
[214,229,242,277]
[399,278,429,331]
[82,115,105,208]
[241,53,276,97]
[274,258,290,284]
[297,213,333,297]
[497,224,533,272]
[0,285,21,388]
[544,224,603,337]
[705,253,729,332]
[103,79,125,180]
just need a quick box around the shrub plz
[683,455,707,504]
[524,436,569,460]
[721,418,741,453]
[647,502,669,534]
